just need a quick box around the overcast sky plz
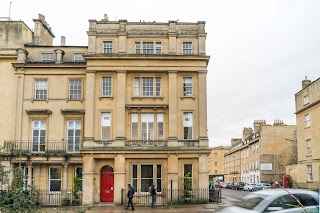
[1,0,320,147]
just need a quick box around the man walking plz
[126,184,135,211]
[150,182,156,207]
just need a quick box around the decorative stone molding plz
[54,49,65,63]
[16,48,28,63]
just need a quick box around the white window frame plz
[131,113,164,140]
[42,53,54,62]
[183,77,193,96]
[307,165,313,181]
[155,42,162,54]
[103,41,113,53]
[305,113,310,128]
[101,113,111,140]
[133,77,161,97]
[306,139,312,156]
[69,79,82,100]
[135,42,141,54]
[157,113,164,140]
[73,54,85,62]
[67,120,81,153]
[49,167,61,192]
[131,164,162,192]
[182,42,192,55]
[34,79,48,99]
[32,120,46,152]
[102,77,112,96]
[141,113,154,140]
[142,42,153,54]
[183,112,193,140]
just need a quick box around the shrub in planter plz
[72,176,80,205]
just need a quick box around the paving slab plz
[41,204,217,213]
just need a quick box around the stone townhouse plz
[224,120,296,185]
[286,77,320,190]
[0,14,210,204]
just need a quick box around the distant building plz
[0,14,210,204]
[224,120,296,185]
[286,77,320,190]
[208,146,230,182]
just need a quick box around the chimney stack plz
[61,36,66,46]
[302,76,311,89]
[253,120,266,133]
[243,127,253,141]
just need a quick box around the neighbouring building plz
[208,146,229,182]
[0,14,210,205]
[224,120,296,185]
[286,77,320,190]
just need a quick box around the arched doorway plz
[100,165,114,202]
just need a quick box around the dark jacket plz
[150,185,156,196]
[127,186,135,198]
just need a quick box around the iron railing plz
[3,141,81,155]
[121,188,221,206]
[0,189,82,206]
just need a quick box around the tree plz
[0,166,40,213]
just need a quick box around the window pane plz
[184,164,192,177]
[156,78,161,96]
[102,77,112,96]
[69,80,82,99]
[183,77,192,96]
[183,42,192,55]
[134,78,140,96]
[35,80,48,99]
[103,41,113,53]
[143,42,153,54]
[142,78,153,96]
[131,114,138,140]
[141,165,153,178]
[135,42,140,54]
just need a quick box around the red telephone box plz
[282,175,291,188]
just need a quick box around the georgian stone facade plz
[224,120,296,185]
[286,77,320,190]
[0,14,210,204]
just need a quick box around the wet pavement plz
[41,203,218,213]
[40,195,238,213]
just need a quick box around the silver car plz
[220,189,319,213]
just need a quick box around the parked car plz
[232,182,245,190]
[218,182,226,188]
[255,183,272,190]
[243,183,256,191]
[220,188,319,213]
[225,183,233,189]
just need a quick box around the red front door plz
[100,171,114,202]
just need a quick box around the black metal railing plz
[0,189,82,206]
[36,190,83,206]
[121,188,221,206]
[3,141,81,155]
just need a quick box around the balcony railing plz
[3,141,81,155]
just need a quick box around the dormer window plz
[42,53,53,62]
